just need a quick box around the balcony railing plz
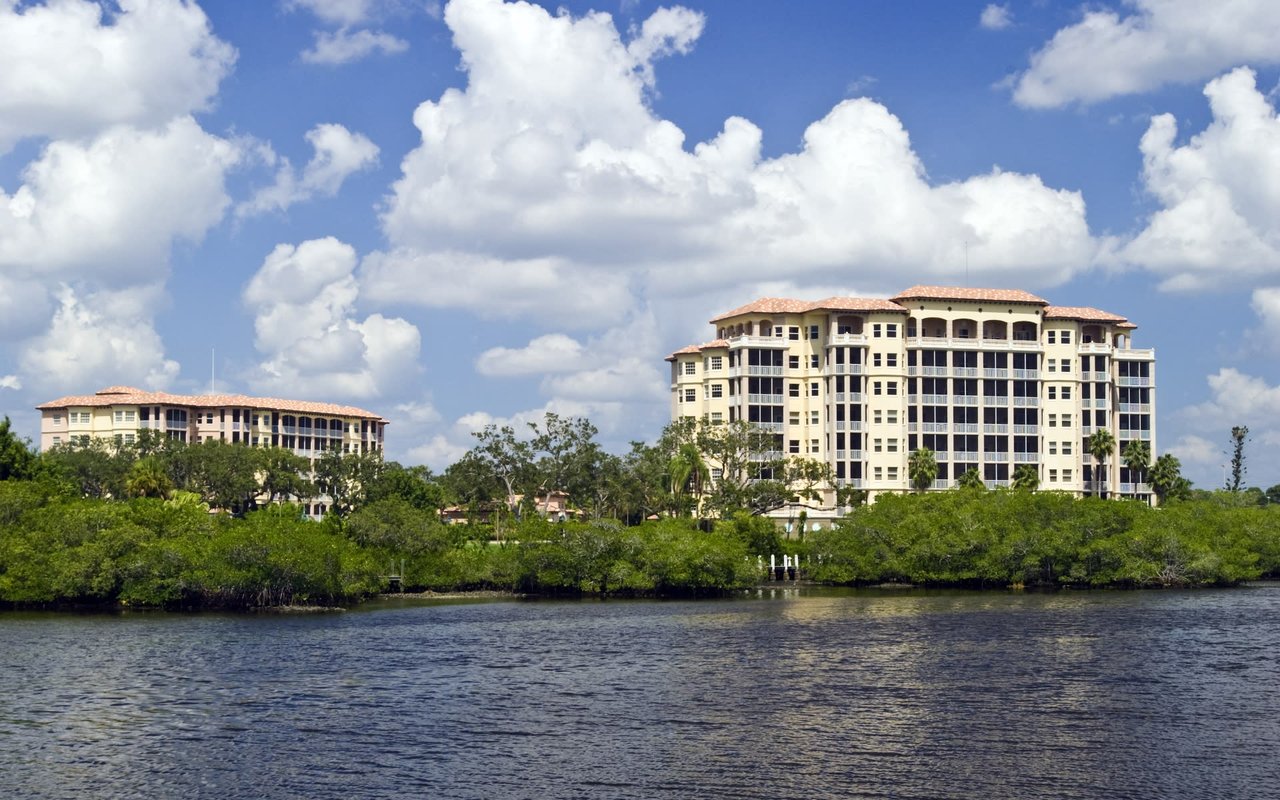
[983,368,1009,379]
[1014,452,1039,463]
[922,422,948,433]
[1013,369,1040,380]
[751,422,784,433]
[985,396,1009,406]
[748,394,784,405]
[922,366,948,377]
[954,423,979,433]
[1086,372,1111,382]
[1013,425,1039,435]
[1117,403,1151,413]
[828,333,868,346]
[954,367,979,378]
[1117,376,1151,387]
[747,365,784,377]
[985,479,1011,489]
[932,451,950,462]
[727,335,789,349]
[1078,342,1112,354]
[984,452,1009,463]
[954,452,980,463]
[921,394,948,405]
[835,421,864,432]
[954,395,979,406]
[983,424,1008,434]
[826,364,864,376]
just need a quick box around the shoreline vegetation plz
[2,479,1277,611]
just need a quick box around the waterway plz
[3,586,1279,799]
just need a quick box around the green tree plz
[1229,425,1249,492]
[1149,453,1189,505]
[908,447,938,492]
[42,438,130,499]
[1122,440,1151,499]
[0,416,37,482]
[668,441,709,517]
[1012,463,1039,492]
[365,461,445,513]
[313,449,382,518]
[125,457,173,499]
[956,468,986,491]
[1266,484,1280,506]
[1088,429,1117,499]
[528,412,601,514]
[464,423,534,536]
[259,447,313,504]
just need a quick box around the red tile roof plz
[1043,306,1129,323]
[710,296,905,322]
[892,285,1049,305]
[37,386,386,421]
[665,339,728,360]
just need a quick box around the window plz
[887,467,899,480]
[113,409,136,423]
[809,325,819,340]
[873,410,882,424]
[711,384,723,398]
[1061,331,1072,344]
[887,439,899,453]
[810,438,819,453]
[710,356,723,370]
[711,468,723,480]
[1049,469,1058,483]
[1062,386,1072,400]
[789,412,801,426]
[1048,331,1056,344]
[810,411,820,425]
[1063,441,1073,456]
[874,467,883,480]
[887,382,898,396]
[873,382,882,396]
[1060,359,1070,372]
[789,383,800,397]
[1048,414,1057,427]
[789,439,800,454]
[1062,414,1072,428]
[874,438,883,452]
[1048,441,1058,455]
[873,353,882,367]
[52,414,62,425]
[683,389,696,402]
[810,354,820,368]
[873,324,882,338]
[887,410,898,424]
[887,353,898,367]
[52,436,62,445]
[1063,469,1073,482]
[789,355,800,369]
[886,324,898,338]
[683,362,696,375]
[1047,361,1056,373]
[1048,387,1057,400]
[124,433,135,444]
[810,382,819,396]
[789,326,800,340]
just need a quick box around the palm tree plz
[668,442,708,516]
[1012,464,1039,492]
[125,457,173,499]
[1149,453,1186,506]
[1087,429,1117,499]
[956,468,986,491]
[908,447,938,492]
[1122,440,1151,500]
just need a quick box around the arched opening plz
[1012,321,1038,342]
[920,316,947,338]
[982,320,1008,341]
[835,315,864,335]
[952,317,978,339]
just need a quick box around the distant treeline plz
[2,477,1278,609]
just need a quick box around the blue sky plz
[3,0,1280,490]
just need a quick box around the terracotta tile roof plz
[710,296,905,323]
[891,285,1050,305]
[37,386,386,422]
[666,339,728,360]
[1043,305,1129,323]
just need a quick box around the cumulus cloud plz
[1251,287,1280,343]
[372,0,1096,331]
[0,375,21,391]
[1172,367,1280,486]
[1113,68,1280,289]
[301,27,408,64]
[19,285,179,392]
[979,4,1012,31]
[0,116,239,283]
[0,0,235,153]
[286,0,378,27]
[1010,0,1280,108]
[243,238,422,399]
[238,123,379,216]
[476,334,585,376]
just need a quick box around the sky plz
[2,0,1280,490]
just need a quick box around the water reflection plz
[2,587,1279,799]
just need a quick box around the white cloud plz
[406,434,468,470]
[0,0,235,152]
[1010,0,1280,108]
[979,4,1012,31]
[287,0,377,27]
[243,238,422,399]
[372,0,1096,331]
[1172,367,1280,487]
[1114,68,1280,289]
[0,375,20,391]
[19,284,179,392]
[301,27,408,64]
[1251,287,1280,341]
[238,123,379,216]
[0,116,239,284]
[475,334,585,376]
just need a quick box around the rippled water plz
[3,586,1280,799]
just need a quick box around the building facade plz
[667,286,1156,508]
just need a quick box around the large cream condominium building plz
[667,285,1155,506]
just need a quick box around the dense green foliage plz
[807,490,1280,588]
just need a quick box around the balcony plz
[835,478,865,489]
[828,333,868,347]
[954,395,979,406]
[835,421,864,432]
[1118,403,1151,413]
[832,392,864,404]
[1114,348,1155,361]
[1117,376,1152,387]
[751,422,784,433]
[954,452,980,463]
[921,366,949,377]
[727,335,790,350]
[1085,371,1111,383]
[1119,430,1153,441]
[984,479,1011,489]
[826,363,864,376]
[747,365,784,377]
[983,368,1010,379]
[1013,425,1039,435]
[1078,342,1112,355]
[1118,482,1152,494]
[921,394,948,405]
[922,422,948,433]
[1014,452,1040,463]
[984,396,1009,406]
[954,423,979,433]
[1013,397,1040,407]
[984,452,1009,463]
[747,394,784,405]
[953,367,979,378]
[932,451,950,462]
[983,423,1008,434]
[1012,369,1040,380]
[834,450,863,461]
